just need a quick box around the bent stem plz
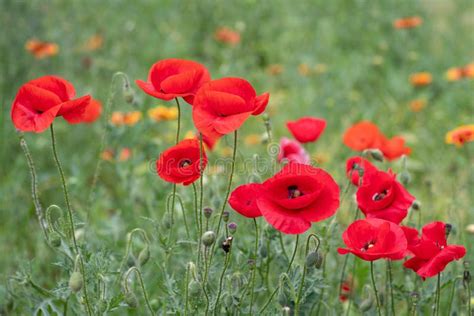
[50,124,92,315]
[123,267,154,315]
[260,234,299,313]
[295,234,321,315]
[370,261,382,316]
[249,218,259,314]
[388,260,395,316]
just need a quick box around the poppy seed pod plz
[125,291,139,308]
[202,231,216,247]
[204,207,213,219]
[69,271,83,293]
[228,222,237,234]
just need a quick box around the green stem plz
[435,273,441,316]
[192,183,201,269]
[184,265,190,316]
[344,257,357,316]
[249,218,259,314]
[214,249,232,314]
[278,232,289,262]
[50,124,92,315]
[124,267,154,315]
[447,277,460,315]
[338,203,359,301]
[388,260,395,316]
[370,261,382,316]
[467,273,472,316]
[260,234,299,313]
[167,98,181,243]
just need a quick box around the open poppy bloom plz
[25,39,59,59]
[445,125,474,147]
[338,218,407,261]
[192,77,269,139]
[410,72,432,87]
[255,163,339,234]
[229,183,263,218]
[404,222,466,278]
[286,117,326,143]
[136,58,211,105]
[343,121,384,151]
[346,156,378,186]
[278,137,310,164]
[76,98,102,123]
[380,136,411,161]
[156,139,207,185]
[11,75,91,133]
[393,16,423,29]
[356,169,415,224]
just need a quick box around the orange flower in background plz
[445,125,474,147]
[25,39,59,59]
[110,112,124,125]
[101,148,114,161]
[298,63,311,76]
[244,134,261,146]
[266,64,284,76]
[410,72,432,87]
[343,121,384,151]
[119,148,132,161]
[214,27,240,46]
[393,16,423,29]
[148,105,178,122]
[380,136,412,161]
[82,34,104,52]
[446,63,474,81]
[124,111,142,126]
[409,99,427,112]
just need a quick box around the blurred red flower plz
[156,139,207,185]
[404,222,466,278]
[380,136,411,161]
[229,183,262,218]
[214,27,241,46]
[345,156,378,186]
[136,58,210,105]
[78,98,102,123]
[11,75,91,133]
[393,16,423,29]
[255,163,339,234]
[192,77,269,139]
[278,137,310,164]
[356,169,414,224]
[338,218,407,261]
[286,117,326,143]
[343,121,384,151]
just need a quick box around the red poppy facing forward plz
[338,218,407,261]
[136,58,211,105]
[403,222,466,278]
[286,117,326,143]
[229,183,262,218]
[356,169,415,224]
[192,77,269,139]
[343,121,384,151]
[255,163,339,234]
[156,139,207,186]
[346,156,378,186]
[380,136,411,161]
[278,137,310,164]
[11,75,91,133]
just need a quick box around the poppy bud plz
[228,222,237,234]
[98,299,108,313]
[222,236,233,253]
[69,272,83,293]
[138,245,150,267]
[411,200,421,211]
[123,84,134,103]
[124,291,138,308]
[49,231,61,247]
[204,207,213,219]
[202,231,216,247]
[305,251,318,267]
[399,170,411,186]
[162,214,172,230]
[363,148,384,162]
[359,285,374,312]
[463,261,471,283]
[259,242,268,258]
[222,211,230,222]
[188,280,201,297]
[248,259,256,270]
[445,223,452,237]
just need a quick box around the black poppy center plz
[372,189,389,201]
[179,159,192,168]
[288,185,303,199]
[361,240,376,252]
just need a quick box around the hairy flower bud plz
[228,222,237,234]
[69,272,83,293]
[188,280,201,297]
[125,291,138,308]
[49,231,61,247]
[138,245,150,267]
[399,170,411,186]
[202,231,216,247]
[204,207,213,219]
[306,250,324,269]
[222,211,230,222]
[363,148,384,162]
[123,85,134,103]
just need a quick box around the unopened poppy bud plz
[464,270,471,283]
[228,222,237,234]
[204,207,213,219]
[282,306,291,316]
[188,280,201,297]
[123,86,134,103]
[202,231,216,247]
[49,231,61,247]
[306,251,319,267]
[259,243,268,258]
[411,200,421,211]
[359,285,374,312]
[126,256,135,268]
[125,291,138,308]
[138,245,150,267]
[69,272,83,293]
[248,259,256,270]
[222,211,230,222]
[222,236,233,253]
[163,214,172,230]
[399,170,411,186]
[445,223,452,237]
[363,148,384,162]
[98,299,108,313]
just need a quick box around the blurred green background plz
[0,0,473,314]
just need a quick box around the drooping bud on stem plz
[203,207,213,219]
[363,148,384,162]
[69,255,83,293]
[138,245,150,267]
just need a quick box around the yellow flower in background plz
[312,152,330,165]
[220,146,234,157]
[244,134,261,146]
[445,63,474,81]
[184,130,196,140]
[82,34,104,52]
[410,72,432,87]
[445,125,474,147]
[124,111,142,126]
[25,39,59,59]
[298,63,311,76]
[110,112,125,126]
[409,99,427,112]
[314,63,328,74]
[148,106,178,122]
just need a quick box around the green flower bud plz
[411,200,421,211]
[98,299,108,313]
[202,231,216,247]
[359,297,373,312]
[222,211,230,222]
[259,242,268,258]
[125,291,138,308]
[188,280,201,297]
[49,231,61,247]
[138,245,150,267]
[306,251,318,267]
[204,207,213,219]
[228,222,237,234]
[363,148,384,162]
[399,171,411,186]
[69,271,83,293]
[123,88,134,103]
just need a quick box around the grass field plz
[0,0,473,314]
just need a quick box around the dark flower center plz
[288,185,302,199]
[361,240,376,252]
[372,189,389,201]
[179,159,192,168]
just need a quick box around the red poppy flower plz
[380,136,411,161]
[356,169,415,224]
[255,163,339,234]
[346,156,378,186]
[343,121,384,151]
[286,117,326,143]
[403,222,466,278]
[339,279,352,302]
[136,58,211,105]
[11,75,91,133]
[229,183,262,218]
[74,98,102,124]
[337,218,407,261]
[156,139,207,185]
[278,137,310,164]
[192,77,269,139]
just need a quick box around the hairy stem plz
[249,218,259,314]
[370,261,382,316]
